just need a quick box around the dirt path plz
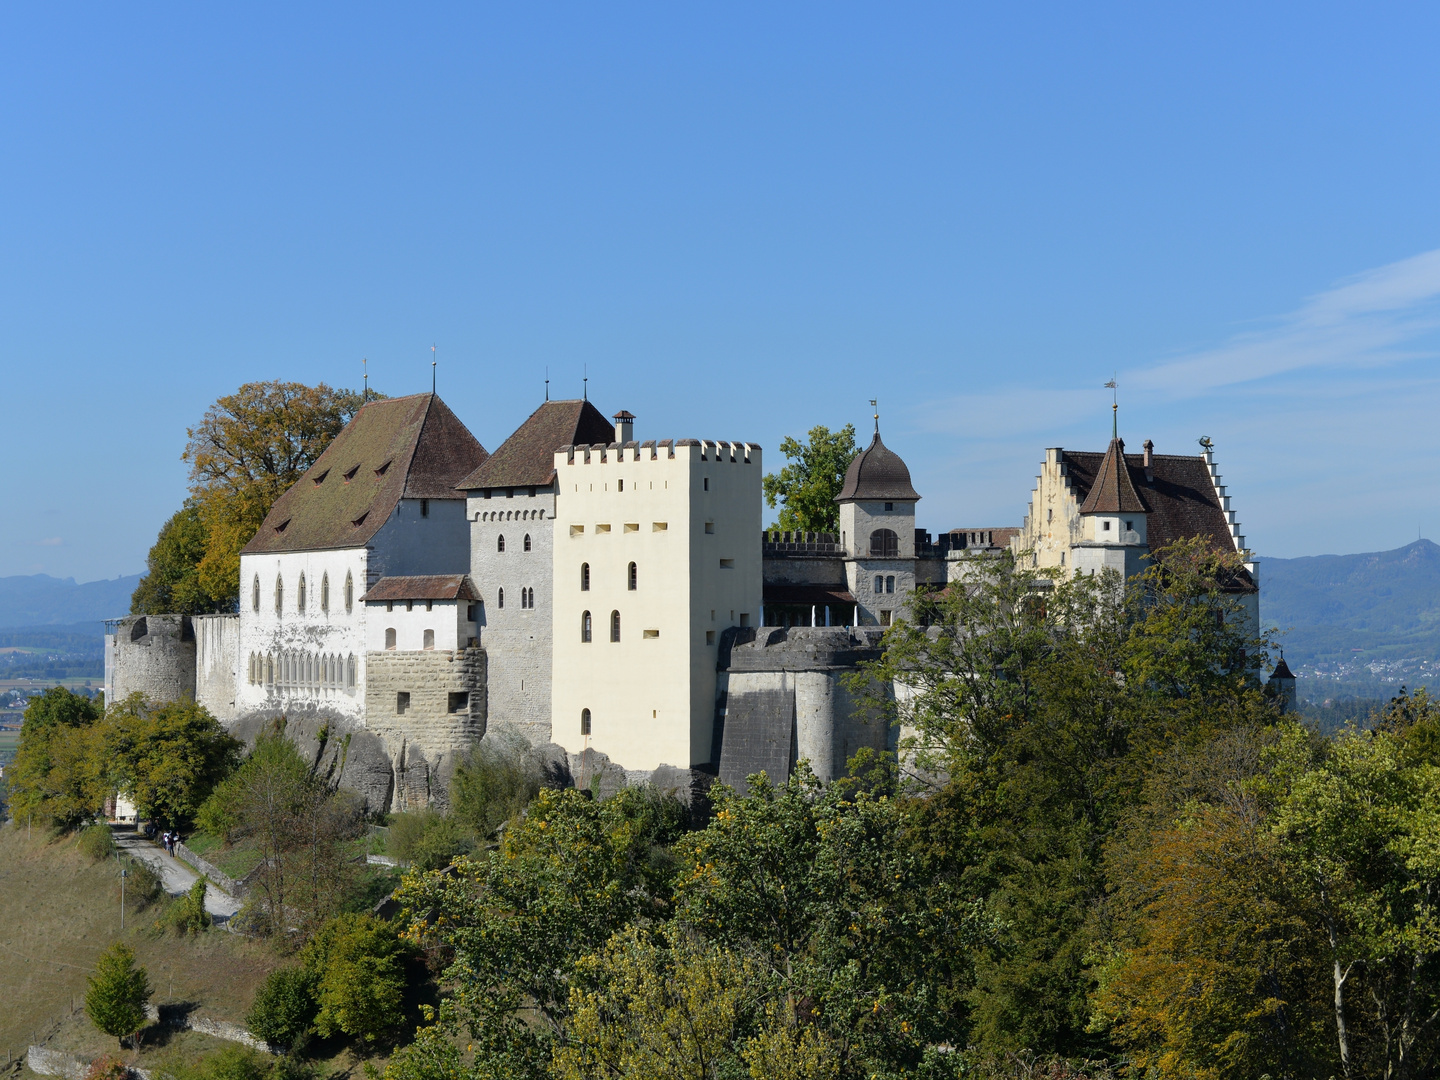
[112,827,243,921]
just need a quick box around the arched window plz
[498,534,506,552]
[874,575,883,593]
[344,571,354,613]
[885,576,895,594]
[321,572,329,612]
[275,575,284,614]
[423,629,435,650]
[582,610,592,643]
[581,563,590,591]
[610,610,621,642]
[298,573,306,612]
[524,534,532,552]
[628,562,637,591]
[385,628,396,650]
[346,654,356,689]
[497,587,504,609]
[266,655,274,684]
[869,529,899,557]
[252,575,261,613]
[528,587,535,607]
[581,708,592,736]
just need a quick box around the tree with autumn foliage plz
[131,380,373,613]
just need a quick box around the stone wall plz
[194,614,239,722]
[714,627,893,788]
[364,646,488,811]
[104,614,197,706]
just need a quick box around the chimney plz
[1142,439,1154,483]
[613,410,635,443]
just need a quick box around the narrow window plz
[345,571,354,613]
[703,477,709,491]
[386,600,394,612]
[706,630,716,645]
[581,708,592,736]
[886,575,895,594]
[498,587,504,609]
[421,499,429,517]
[346,654,356,688]
[385,628,396,650]
[406,599,414,612]
[467,603,477,622]
[275,575,284,614]
[1103,520,1112,531]
[425,599,433,611]
[628,562,637,591]
[321,572,329,612]
[1124,520,1133,531]
[252,575,261,613]
[875,575,883,593]
[527,587,535,607]
[298,573,306,612]
[611,610,621,642]
[423,629,435,650]
[618,479,624,492]
[396,692,410,715]
[581,563,590,591]
[880,610,892,627]
[524,534,532,552]
[267,655,274,684]
[1047,508,1053,523]
[498,534,506,552]
[582,611,592,643]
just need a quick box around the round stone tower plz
[103,614,198,706]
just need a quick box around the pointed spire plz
[1079,435,1148,514]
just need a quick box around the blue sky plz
[4,3,1440,582]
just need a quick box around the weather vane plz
[1104,376,1118,438]
[870,398,878,434]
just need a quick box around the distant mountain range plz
[1262,540,1440,695]
[0,573,141,632]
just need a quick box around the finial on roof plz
[431,344,437,394]
[584,364,588,402]
[545,366,550,402]
[363,357,368,403]
[1105,376,1118,440]
[869,398,878,435]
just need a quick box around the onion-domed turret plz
[835,432,921,503]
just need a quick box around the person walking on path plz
[111,826,242,921]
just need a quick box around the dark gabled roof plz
[1078,438,1149,515]
[1060,446,1255,591]
[361,575,480,602]
[456,399,614,490]
[836,432,921,503]
[1269,656,1295,681]
[242,394,487,556]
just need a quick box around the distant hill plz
[1261,539,1440,676]
[0,573,140,631]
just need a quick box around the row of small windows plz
[384,628,436,650]
[253,571,353,615]
[478,509,543,522]
[579,610,623,643]
[496,534,533,552]
[874,575,896,594]
[247,650,356,690]
[578,562,638,590]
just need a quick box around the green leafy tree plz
[301,914,415,1045]
[130,502,220,614]
[101,694,241,828]
[392,786,688,1078]
[164,876,213,936]
[762,424,858,533]
[85,943,152,1049]
[8,686,104,828]
[246,967,319,1048]
[449,739,542,839]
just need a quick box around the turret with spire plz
[1072,402,1152,582]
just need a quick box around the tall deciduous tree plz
[762,424,858,534]
[130,502,218,615]
[85,943,152,1049]
[8,686,104,828]
[102,694,241,828]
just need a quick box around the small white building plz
[234,393,488,723]
[550,435,763,772]
[363,575,481,653]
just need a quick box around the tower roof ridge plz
[1078,436,1148,515]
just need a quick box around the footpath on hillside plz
[112,827,243,922]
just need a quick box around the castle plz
[104,392,1263,810]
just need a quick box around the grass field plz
[0,823,283,1075]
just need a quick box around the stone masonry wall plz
[108,614,197,705]
[194,613,239,722]
[365,647,488,811]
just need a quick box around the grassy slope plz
[0,823,281,1071]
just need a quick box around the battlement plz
[762,530,843,556]
[557,439,759,465]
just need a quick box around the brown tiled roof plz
[1078,438,1149,514]
[763,585,857,606]
[361,575,480,602]
[241,394,487,555]
[1061,447,1255,590]
[456,399,614,490]
[836,432,921,502]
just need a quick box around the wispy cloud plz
[1130,248,1440,396]
[35,537,62,546]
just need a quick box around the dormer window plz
[274,519,290,534]
[344,465,359,482]
[313,470,329,486]
[374,460,391,476]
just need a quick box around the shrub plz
[450,738,541,838]
[245,966,318,1048]
[79,823,117,861]
[406,816,475,872]
[384,810,439,863]
[300,914,414,1045]
[125,857,165,907]
[162,877,211,935]
[84,1054,132,1080]
[84,943,151,1049]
